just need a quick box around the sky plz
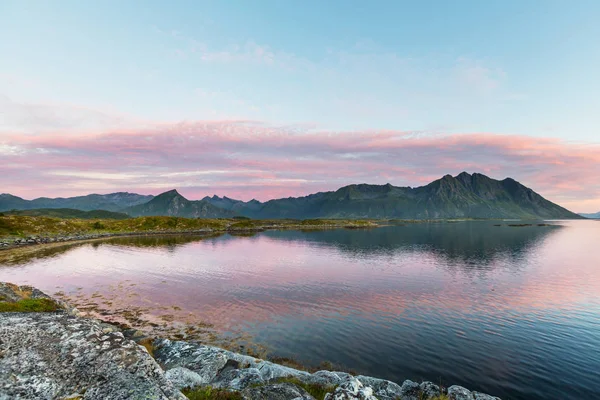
[1,0,599,212]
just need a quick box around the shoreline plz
[0,221,377,253]
[0,282,503,400]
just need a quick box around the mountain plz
[124,190,236,218]
[0,192,153,212]
[3,208,130,220]
[579,212,600,219]
[2,173,583,220]
[201,195,263,213]
[202,172,582,220]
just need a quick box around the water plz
[1,220,599,400]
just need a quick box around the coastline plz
[0,282,502,400]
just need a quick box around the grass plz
[274,377,336,400]
[0,215,377,240]
[182,386,243,400]
[0,298,60,312]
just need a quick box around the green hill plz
[3,208,130,220]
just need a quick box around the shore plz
[0,215,378,253]
[0,282,501,400]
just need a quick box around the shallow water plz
[1,221,599,400]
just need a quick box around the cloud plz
[1,120,599,211]
[0,96,150,134]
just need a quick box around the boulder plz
[473,392,501,400]
[355,376,402,399]
[400,380,421,400]
[419,381,442,399]
[324,378,378,400]
[448,385,474,400]
[0,313,185,400]
[242,382,316,400]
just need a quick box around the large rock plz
[324,378,378,400]
[355,376,402,400]
[448,385,474,400]
[0,312,185,400]
[153,339,311,390]
[242,382,316,400]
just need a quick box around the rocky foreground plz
[0,283,501,400]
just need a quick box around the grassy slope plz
[0,215,375,239]
[3,208,130,220]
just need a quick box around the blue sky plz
[1,1,600,211]
[2,0,599,138]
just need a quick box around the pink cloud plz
[1,121,600,212]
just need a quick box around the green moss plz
[182,386,243,400]
[274,377,336,400]
[0,298,60,312]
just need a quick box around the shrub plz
[0,298,60,313]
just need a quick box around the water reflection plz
[0,221,599,400]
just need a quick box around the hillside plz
[2,173,583,220]
[204,172,582,220]
[124,190,236,218]
[2,208,130,220]
[0,192,153,212]
[579,212,600,219]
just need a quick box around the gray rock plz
[355,376,401,400]
[448,385,474,400]
[399,380,421,400]
[324,378,378,400]
[473,392,501,400]
[0,313,185,400]
[153,339,230,384]
[419,381,442,399]
[242,382,316,400]
[308,370,349,386]
[213,367,264,390]
[165,367,205,390]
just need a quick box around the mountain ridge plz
[1,173,584,220]
[0,192,153,212]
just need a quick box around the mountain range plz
[0,192,152,212]
[1,172,584,220]
[579,212,600,219]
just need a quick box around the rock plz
[0,313,185,400]
[355,376,402,400]
[448,385,474,400]
[165,367,206,390]
[242,382,316,400]
[399,379,421,400]
[473,392,501,400]
[420,381,442,399]
[153,339,230,385]
[324,378,378,400]
[308,370,349,386]
[212,367,264,390]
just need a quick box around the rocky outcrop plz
[0,283,503,400]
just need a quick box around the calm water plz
[1,221,599,400]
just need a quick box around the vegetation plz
[274,377,336,400]
[4,208,130,220]
[182,386,243,400]
[0,298,60,312]
[0,215,376,239]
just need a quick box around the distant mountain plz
[202,172,582,220]
[124,190,236,218]
[201,195,263,213]
[0,192,153,212]
[3,208,130,220]
[579,212,600,219]
[2,173,583,220]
